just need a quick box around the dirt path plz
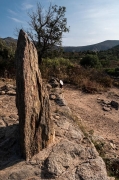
[64,85,119,157]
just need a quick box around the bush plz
[39,57,74,80]
[40,57,114,93]
[80,54,101,68]
[106,68,119,77]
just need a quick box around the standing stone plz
[16,29,54,160]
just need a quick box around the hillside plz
[0,37,17,45]
[63,40,119,52]
[1,37,119,52]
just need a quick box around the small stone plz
[110,142,116,149]
[102,100,111,105]
[0,120,6,127]
[103,106,111,111]
[7,91,16,96]
[111,100,118,110]
[47,84,52,91]
[0,91,5,95]
[97,98,101,100]
[54,115,60,119]
[49,77,59,88]
[50,94,56,100]
[9,114,18,120]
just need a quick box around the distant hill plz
[1,38,119,52]
[63,40,119,52]
[0,37,17,45]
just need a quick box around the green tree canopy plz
[27,3,69,64]
[80,54,101,68]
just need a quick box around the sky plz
[0,0,119,46]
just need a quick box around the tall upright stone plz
[16,29,54,160]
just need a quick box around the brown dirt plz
[64,84,119,157]
[0,81,113,180]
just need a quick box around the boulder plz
[111,101,118,110]
[0,91,5,95]
[48,77,59,88]
[16,29,54,160]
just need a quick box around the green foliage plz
[40,57,73,79]
[0,38,16,77]
[42,57,73,67]
[93,140,105,157]
[100,59,110,67]
[80,54,101,68]
[40,57,113,93]
[106,68,119,77]
[27,3,69,63]
[97,46,119,66]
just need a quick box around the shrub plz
[106,68,119,77]
[40,58,113,93]
[80,54,102,68]
[92,140,106,157]
[39,57,74,80]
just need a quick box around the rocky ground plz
[64,84,119,159]
[0,78,116,180]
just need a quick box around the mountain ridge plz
[1,37,119,52]
[63,40,119,52]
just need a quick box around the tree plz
[27,3,69,64]
[80,54,101,68]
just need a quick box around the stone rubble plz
[0,30,115,179]
[0,81,115,179]
[97,98,119,111]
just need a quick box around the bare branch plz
[27,3,69,64]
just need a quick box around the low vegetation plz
[0,38,16,78]
[1,38,119,93]
[40,57,114,93]
[1,39,119,179]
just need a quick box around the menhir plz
[16,29,54,161]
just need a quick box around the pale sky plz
[0,0,119,46]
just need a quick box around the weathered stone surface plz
[15,29,54,160]
[0,91,5,95]
[0,83,114,179]
[97,98,119,111]
[103,106,111,111]
[6,90,16,96]
[0,84,16,95]
[48,77,60,88]
[111,100,118,110]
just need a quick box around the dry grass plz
[40,59,113,93]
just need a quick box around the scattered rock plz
[0,33,115,179]
[97,98,119,111]
[0,84,16,92]
[46,84,52,91]
[0,84,16,96]
[0,120,6,127]
[103,106,111,111]
[111,100,118,110]
[6,90,16,96]
[110,142,116,149]
[0,91,5,95]
[103,100,111,105]
[48,77,60,88]
[9,114,18,120]
[49,94,56,100]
